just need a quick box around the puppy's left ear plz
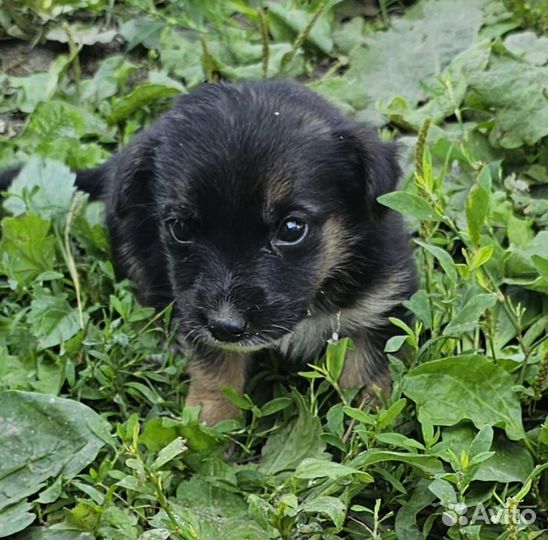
[343,124,401,217]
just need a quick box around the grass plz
[0,1,547,539]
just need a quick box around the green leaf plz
[443,293,497,335]
[346,0,484,124]
[9,56,69,114]
[471,245,494,270]
[384,334,408,353]
[0,500,35,538]
[140,417,220,454]
[222,387,253,410]
[503,31,548,66]
[442,425,534,483]
[403,355,525,440]
[467,49,548,148]
[377,398,407,430]
[260,397,293,416]
[466,166,492,244]
[166,476,277,539]
[377,192,441,221]
[294,458,373,483]
[28,293,87,350]
[0,391,109,536]
[0,213,56,287]
[326,337,350,382]
[395,479,436,540]
[46,22,116,46]
[267,2,334,55]
[350,449,443,475]
[301,496,347,531]
[260,392,327,475]
[428,478,457,506]
[12,528,95,540]
[23,100,108,144]
[152,437,187,470]
[415,240,458,282]
[375,432,425,451]
[109,84,179,123]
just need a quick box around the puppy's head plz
[112,80,400,352]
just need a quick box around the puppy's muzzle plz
[207,314,246,342]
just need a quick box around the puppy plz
[1,80,417,425]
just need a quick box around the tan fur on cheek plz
[185,352,249,425]
[315,217,350,284]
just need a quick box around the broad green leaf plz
[382,39,491,129]
[0,391,109,536]
[46,23,116,46]
[159,476,277,539]
[405,290,433,329]
[301,496,347,531]
[384,334,408,353]
[159,27,204,88]
[403,355,525,440]
[0,500,35,539]
[443,293,497,335]
[377,192,441,221]
[27,293,87,350]
[12,527,94,540]
[503,31,548,67]
[23,100,108,143]
[0,213,56,287]
[9,56,69,114]
[428,478,457,506]
[467,50,548,148]
[442,425,534,483]
[140,417,220,454]
[3,158,76,220]
[109,84,179,123]
[260,392,327,475]
[346,0,484,124]
[79,55,138,103]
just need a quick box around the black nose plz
[207,316,246,342]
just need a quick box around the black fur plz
[1,80,417,390]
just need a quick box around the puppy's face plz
[114,82,399,352]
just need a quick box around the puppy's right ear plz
[108,137,157,218]
[342,123,401,218]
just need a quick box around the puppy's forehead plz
[159,99,339,217]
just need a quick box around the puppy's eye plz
[168,219,194,244]
[274,217,308,245]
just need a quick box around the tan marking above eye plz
[314,217,351,284]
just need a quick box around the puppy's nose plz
[207,315,246,342]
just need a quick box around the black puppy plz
[1,80,417,424]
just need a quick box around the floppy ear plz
[107,135,157,218]
[343,124,401,218]
[104,135,171,307]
